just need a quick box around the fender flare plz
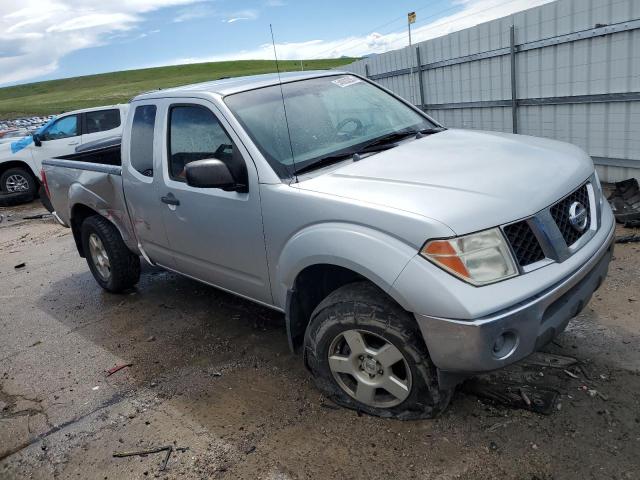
[68,183,138,255]
[276,223,422,351]
[276,223,419,307]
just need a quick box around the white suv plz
[0,104,128,202]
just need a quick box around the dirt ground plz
[0,200,639,480]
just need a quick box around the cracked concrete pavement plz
[1,200,639,479]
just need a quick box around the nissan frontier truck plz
[42,71,614,419]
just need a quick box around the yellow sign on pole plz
[408,11,416,24]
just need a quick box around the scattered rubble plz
[608,178,640,226]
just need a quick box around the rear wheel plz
[81,215,140,293]
[0,167,37,197]
[304,281,453,419]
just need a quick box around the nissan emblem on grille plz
[568,201,588,232]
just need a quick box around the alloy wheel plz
[88,233,111,281]
[5,174,29,193]
[327,329,412,408]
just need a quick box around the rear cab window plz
[130,105,157,177]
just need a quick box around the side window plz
[41,115,78,141]
[85,109,120,134]
[168,105,234,181]
[130,105,156,177]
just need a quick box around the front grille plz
[550,184,591,247]
[503,221,545,267]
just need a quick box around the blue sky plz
[0,0,552,86]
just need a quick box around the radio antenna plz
[270,24,298,182]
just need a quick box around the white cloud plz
[0,0,202,85]
[173,3,216,23]
[1,0,554,86]
[173,0,554,64]
[223,9,258,23]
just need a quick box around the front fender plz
[275,222,420,309]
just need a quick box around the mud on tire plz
[81,215,141,293]
[304,281,453,419]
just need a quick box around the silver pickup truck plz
[43,71,615,419]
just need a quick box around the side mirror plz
[32,133,42,147]
[185,158,243,191]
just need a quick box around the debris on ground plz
[146,336,156,342]
[113,445,173,471]
[14,262,25,269]
[22,213,51,220]
[106,363,133,377]
[523,352,578,369]
[615,234,640,244]
[462,379,559,415]
[563,369,579,379]
[608,178,640,225]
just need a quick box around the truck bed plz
[56,135,121,166]
[42,138,138,254]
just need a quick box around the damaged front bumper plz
[414,213,615,385]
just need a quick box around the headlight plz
[420,228,518,286]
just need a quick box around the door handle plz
[161,194,180,206]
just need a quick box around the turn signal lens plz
[420,228,518,286]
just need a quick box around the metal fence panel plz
[342,0,640,181]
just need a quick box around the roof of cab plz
[133,70,347,101]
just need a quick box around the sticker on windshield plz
[331,76,362,88]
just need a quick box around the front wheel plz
[0,167,37,197]
[81,215,140,293]
[304,282,453,419]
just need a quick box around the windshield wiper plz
[357,127,445,152]
[294,127,446,175]
[294,144,393,175]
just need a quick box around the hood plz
[295,129,594,235]
[0,141,12,155]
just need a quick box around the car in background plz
[0,129,30,145]
[0,105,128,204]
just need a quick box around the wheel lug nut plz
[359,355,364,360]
[378,370,383,374]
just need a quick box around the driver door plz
[35,114,81,162]
[158,100,272,305]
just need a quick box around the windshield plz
[224,75,438,177]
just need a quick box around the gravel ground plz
[1,200,639,480]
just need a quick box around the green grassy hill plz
[0,58,355,120]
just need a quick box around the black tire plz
[304,281,452,419]
[0,167,37,198]
[81,215,140,293]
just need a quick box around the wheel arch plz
[277,223,421,353]
[70,204,101,257]
[69,203,136,258]
[285,262,416,354]
[0,160,40,190]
